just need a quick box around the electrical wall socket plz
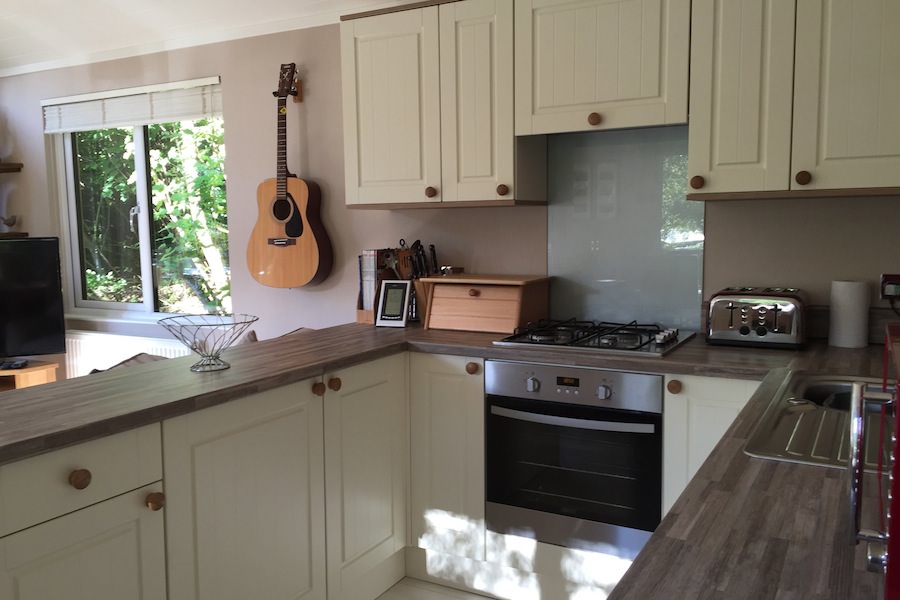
[881,274,900,299]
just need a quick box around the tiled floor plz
[377,578,494,600]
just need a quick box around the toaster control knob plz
[739,325,751,335]
[525,376,541,393]
[756,326,768,336]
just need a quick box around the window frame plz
[44,77,225,322]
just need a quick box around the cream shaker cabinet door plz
[409,354,485,562]
[0,484,166,600]
[440,0,514,203]
[791,0,900,190]
[662,375,759,515]
[341,8,441,205]
[163,382,326,600]
[687,0,795,194]
[324,354,408,600]
[515,0,690,135]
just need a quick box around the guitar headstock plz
[273,63,298,98]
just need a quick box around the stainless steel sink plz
[745,372,894,469]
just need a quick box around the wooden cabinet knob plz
[425,186,438,198]
[689,175,706,190]
[465,362,480,375]
[794,170,812,185]
[145,492,166,511]
[666,379,683,395]
[311,381,326,396]
[587,112,603,126]
[468,288,480,297]
[328,377,342,392]
[68,468,92,490]
[496,184,509,196]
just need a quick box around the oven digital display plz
[556,376,580,387]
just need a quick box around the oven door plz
[485,393,662,556]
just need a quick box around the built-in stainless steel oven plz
[485,360,662,559]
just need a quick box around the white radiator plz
[65,330,191,378]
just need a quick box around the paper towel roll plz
[829,280,869,348]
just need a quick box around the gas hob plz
[492,319,695,357]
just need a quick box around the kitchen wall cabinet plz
[688,0,900,197]
[514,0,690,135]
[662,374,760,514]
[0,425,165,599]
[341,0,546,207]
[163,381,327,600]
[408,353,485,564]
[323,354,408,600]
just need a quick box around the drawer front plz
[429,284,522,333]
[431,283,520,302]
[0,424,162,537]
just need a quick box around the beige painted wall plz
[704,195,900,307]
[0,24,548,338]
[2,23,898,339]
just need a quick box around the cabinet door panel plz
[164,383,326,600]
[792,0,900,189]
[410,354,485,561]
[516,0,689,134]
[342,8,441,204]
[687,0,794,193]
[325,354,407,600]
[440,0,514,202]
[0,485,165,600]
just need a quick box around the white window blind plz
[42,76,222,134]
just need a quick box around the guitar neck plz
[276,97,288,199]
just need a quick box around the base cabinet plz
[324,354,408,600]
[0,484,166,600]
[662,374,760,514]
[163,381,327,600]
[409,353,485,562]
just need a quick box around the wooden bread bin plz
[419,274,550,334]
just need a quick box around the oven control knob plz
[597,384,613,400]
[525,376,541,393]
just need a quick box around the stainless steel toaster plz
[707,287,807,348]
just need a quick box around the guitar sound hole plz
[272,198,293,221]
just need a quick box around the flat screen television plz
[0,237,66,359]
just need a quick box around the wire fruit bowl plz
[159,313,259,372]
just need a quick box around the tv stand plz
[0,360,58,391]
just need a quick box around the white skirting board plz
[65,330,190,378]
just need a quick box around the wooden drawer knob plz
[145,492,166,511]
[666,379,683,395]
[311,381,326,396]
[496,184,509,196]
[587,112,603,126]
[794,170,812,185]
[328,377,342,392]
[68,468,92,490]
[468,288,480,297]
[689,175,706,190]
[425,186,438,198]
[465,362,480,375]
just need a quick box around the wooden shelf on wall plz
[0,163,23,173]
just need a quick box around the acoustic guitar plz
[247,63,333,287]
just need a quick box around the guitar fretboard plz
[276,97,288,201]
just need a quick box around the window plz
[44,78,230,315]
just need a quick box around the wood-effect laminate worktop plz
[0,322,893,600]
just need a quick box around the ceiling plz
[0,0,410,78]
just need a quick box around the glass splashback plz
[547,126,702,329]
